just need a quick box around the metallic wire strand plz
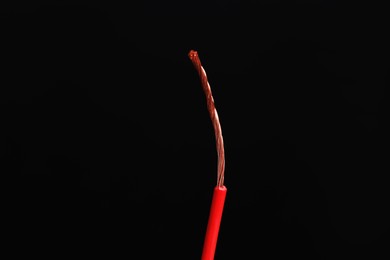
[188,50,225,187]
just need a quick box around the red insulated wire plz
[201,186,227,260]
[188,50,227,260]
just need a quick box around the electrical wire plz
[188,50,227,260]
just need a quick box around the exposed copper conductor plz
[188,50,225,187]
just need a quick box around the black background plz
[1,1,389,259]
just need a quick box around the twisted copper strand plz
[188,50,225,187]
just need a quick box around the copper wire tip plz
[188,50,198,60]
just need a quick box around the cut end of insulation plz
[216,185,227,191]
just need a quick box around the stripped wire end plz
[188,50,225,188]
